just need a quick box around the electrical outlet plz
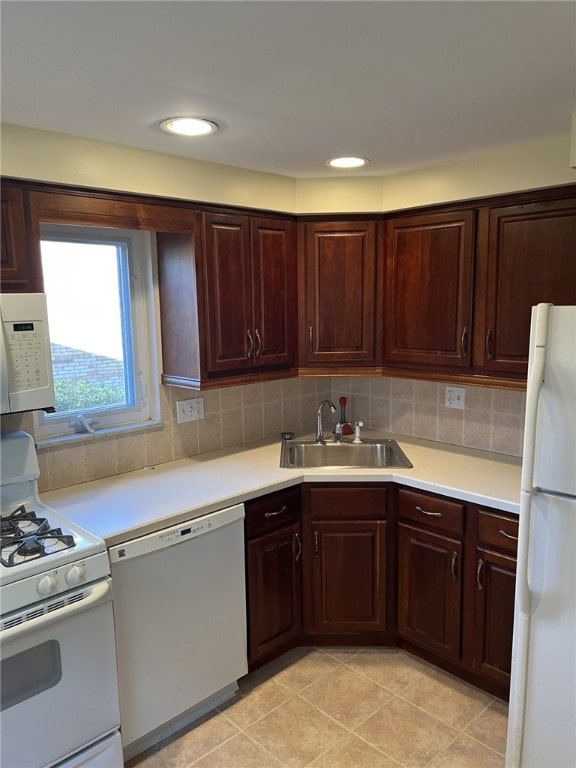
[445,386,466,409]
[176,397,204,423]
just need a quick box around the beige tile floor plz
[128,647,508,768]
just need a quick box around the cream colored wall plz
[0,124,297,212]
[296,135,576,213]
[2,123,575,213]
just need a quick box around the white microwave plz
[0,293,55,414]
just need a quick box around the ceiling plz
[1,1,575,179]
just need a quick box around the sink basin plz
[280,438,413,469]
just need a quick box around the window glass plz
[34,225,159,438]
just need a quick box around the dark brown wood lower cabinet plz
[245,483,516,699]
[398,523,463,661]
[246,522,302,664]
[308,519,387,634]
[473,547,516,685]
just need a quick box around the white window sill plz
[34,418,164,448]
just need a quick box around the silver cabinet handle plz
[264,505,288,518]
[485,328,494,360]
[295,532,302,562]
[247,329,254,358]
[314,530,320,558]
[499,529,518,541]
[416,505,442,518]
[451,550,458,581]
[461,326,468,357]
[308,325,313,353]
[477,558,484,590]
[254,328,262,358]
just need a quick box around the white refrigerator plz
[506,304,576,768]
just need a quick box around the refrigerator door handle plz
[518,303,550,619]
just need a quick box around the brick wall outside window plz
[51,344,124,388]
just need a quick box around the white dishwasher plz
[108,503,247,760]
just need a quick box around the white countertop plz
[43,432,521,547]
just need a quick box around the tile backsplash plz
[1,376,525,493]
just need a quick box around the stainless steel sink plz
[280,438,413,469]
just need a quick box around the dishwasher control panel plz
[108,503,244,563]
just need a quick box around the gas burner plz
[1,527,76,568]
[0,505,50,541]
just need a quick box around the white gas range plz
[0,431,122,768]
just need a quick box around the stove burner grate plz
[0,504,76,567]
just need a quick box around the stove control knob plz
[65,564,86,586]
[37,574,58,596]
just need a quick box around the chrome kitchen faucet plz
[315,399,337,443]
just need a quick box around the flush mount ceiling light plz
[326,156,369,169]
[160,117,219,137]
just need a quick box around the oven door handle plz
[1,579,113,644]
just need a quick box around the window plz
[34,224,160,439]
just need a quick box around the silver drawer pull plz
[416,505,442,518]
[264,505,288,518]
[247,329,254,358]
[499,529,518,541]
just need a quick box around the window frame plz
[34,224,161,441]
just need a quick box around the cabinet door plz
[483,198,576,375]
[309,519,387,633]
[0,186,39,292]
[246,523,302,662]
[473,547,516,686]
[302,221,380,365]
[398,523,462,660]
[385,211,474,368]
[251,218,296,369]
[203,212,253,373]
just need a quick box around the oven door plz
[0,578,120,768]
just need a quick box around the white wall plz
[2,123,574,213]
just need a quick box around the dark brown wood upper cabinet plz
[300,220,381,366]
[203,213,253,373]
[478,197,576,376]
[251,217,297,369]
[203,212,296,376]
[5,177,575,389]
[385,211,475,369]
[0,185,39,292]
[158,212,296,388]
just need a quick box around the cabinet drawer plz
[477,510,519,555]
[306,485,388,521]
[246,487,301,539]
[398,489,464,536]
